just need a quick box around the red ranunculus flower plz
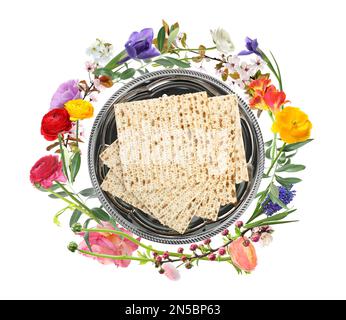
[41,108,72,141]
[30,155,66,188]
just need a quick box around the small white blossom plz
[85,61,97,72]
[260,232,273,247]
[86,39,114,63]
[210,28,235,54]
[251,56,265,72]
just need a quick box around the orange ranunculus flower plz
[263,85,289,113]
[248,77,271,96]
[272,107,312,144]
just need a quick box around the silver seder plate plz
[88,69,264,244]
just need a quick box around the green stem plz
[47,187,77,208]
[78,249,155,262]
[75,121,79,148]
[58,134,69,182]
[175,46,217,52]
[56,182,92,215]
[265,143,287,176]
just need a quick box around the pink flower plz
[229,237,257,272]
[93,78,106,91]
[85,61,96,72]
[162,263,180,281]
[30,155,66,188]
[50,79,81,109]
[78,222,139,268]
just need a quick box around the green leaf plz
[167,27,179,48]
[69,209,82,228]
[70,152,81,183]
[268,183,288,209]
[91,208,110,222]
[48,191,68,199]
[275,175,302,186]
[154,58,174,68]
[157,26,166,52]
[79,188,96,197]
[286,150,298,158]
[283,139,313,152]
[165,56,190,68]
[104,50,128,70]
[83,218,93,252]
[278,153,287,164]
[255,190,267,199]
[93,68,114,78]
[244,209,297,229]
[53,207,69,226]
[277,164,306,173]
[265,148,272,159]
[120,68,136,80]
[265,140,273,147]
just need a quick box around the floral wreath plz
[30,21,312,280]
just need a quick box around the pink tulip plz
[162,263,180,281]
[79,222,139,268]
[229,237,257,272]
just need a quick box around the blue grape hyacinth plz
[262,186,296,216]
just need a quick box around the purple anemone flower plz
[124,28,160,61]
[238,37,261,56]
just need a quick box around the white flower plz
[260,232,273,247]
[86,39,114,63]
[251,56,265,72]
[239,62,256,82]
[210,28,235,54]
[226,55,240,72]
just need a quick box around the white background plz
[1,0,345,300]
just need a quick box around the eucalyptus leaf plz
[91,208,110,222]
[167,27,179,48]
[157,26,166,52]
[244,209,297,229]
[283,139,313,152]
[275,175,302,186]
[120,68,136,80]
[265,148,272,159]
[70,152,81,183]
[48,191,68,199]
[36,184,61,193]
[83,218,93,252]
[154,58,174,68]
[79,188,96,197]
[69,209,82,228]
[165,56,190,68]
[104,50,127,70]
[265,140,273,147]
[277,164,306,172]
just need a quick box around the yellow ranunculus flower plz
[64,99,94,121]
[272,107,312,144]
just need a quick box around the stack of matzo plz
[100,92,248,233]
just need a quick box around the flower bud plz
[208,253,216,261]
[221,229,229,236]
[68,242,78,253]
[181,255,187,262]
[203,238,211,245]
[159,268,165,274]
[71,223,82,233]
[190,244,198,251]
[218,247,226,256]
[235,221,243,228]
[243,239,250,247]
[156,256,162,263]
[185,262,193,269]
[251,233,261,243]
[162,251,169,259]
[177,247,184,254]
